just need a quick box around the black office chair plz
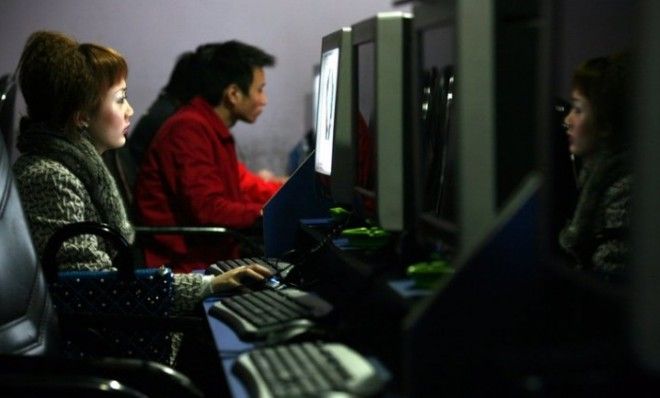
[103,146,264,265]
[0,137,203,397]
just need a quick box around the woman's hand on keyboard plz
[210,264,273,294]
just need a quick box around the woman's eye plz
[116,90,128,104]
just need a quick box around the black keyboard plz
[206,257,292,278]
[208,288,332,340]
[233,342,386,397]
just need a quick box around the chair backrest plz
[103,146,138,216]
[0,74,17,160]
[0,134,59,355]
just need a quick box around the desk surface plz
[200,235,417,398]
[203,298,252,398]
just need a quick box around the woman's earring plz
[79,122,90,138]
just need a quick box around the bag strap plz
[42,221,134,283]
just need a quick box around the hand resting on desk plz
[210,264,273,294]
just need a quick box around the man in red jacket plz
[134,41,283,272]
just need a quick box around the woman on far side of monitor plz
[559,53,632,281]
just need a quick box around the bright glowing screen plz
[314,48,339,175]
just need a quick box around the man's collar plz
[189,96,233,140]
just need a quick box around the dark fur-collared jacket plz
[559,150,631,279]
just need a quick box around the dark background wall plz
[555,0,638,97]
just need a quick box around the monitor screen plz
[421,27,455,216]
[354,41,377,217]
[314,48,340,176]
[494,8,538,211]
[311,64,320,136]
[422,67,455,219]
[415,23,458,249]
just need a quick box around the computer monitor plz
[411,6,458,253]
[402,1,549,394]
[313,27,354,206]
[351,12,413,231]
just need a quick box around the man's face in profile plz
[233,67,268,124]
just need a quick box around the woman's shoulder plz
[13,155,83,186]
[604,173,632,204]
[600,173,631,231]
[612,172,632,188]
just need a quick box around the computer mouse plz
[407,260,454,289]
[205,263,223,276]
[340,227,390,249]
[263,320,318,345]
[329,206,351,224]
[240,275,282,291]
[340,226,369,237]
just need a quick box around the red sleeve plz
[165,122,262,229]
[238,162,283,203]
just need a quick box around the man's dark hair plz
[164,51,199,104]
[195,40,275,106]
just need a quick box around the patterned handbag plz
[42,222,176,364]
